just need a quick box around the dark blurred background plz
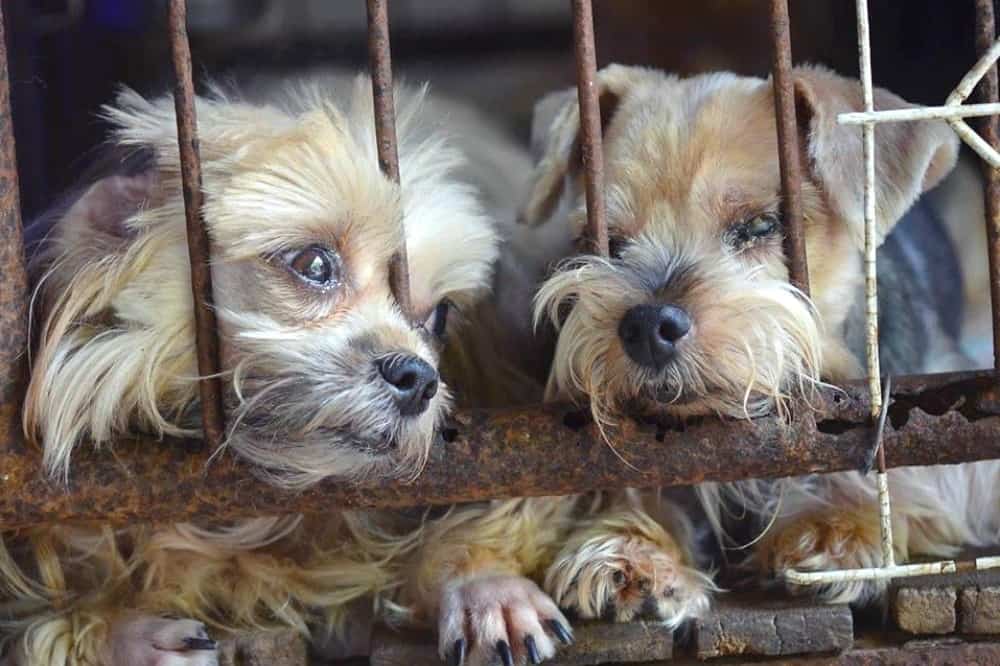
[5,0,989,220]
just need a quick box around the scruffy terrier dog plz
[515,63,1000,621]
[4,76,502,665]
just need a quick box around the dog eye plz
[608,235,627,259]
[425,299,453,338]
[745,212,780,238]
[281,246,340,287]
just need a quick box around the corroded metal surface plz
[975,0,1000,373]
[769,0,810,295]
[0,4,28,455]
[365,0,411,319]
[168,0,226,447]
[571,0,609,257]
[2,370,1000,527]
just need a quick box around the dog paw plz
[438,573,573,666]
[104,616,219,666]
[545,533,711,626]
[765,510,885,606]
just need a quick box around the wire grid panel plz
[785,0,1000,588]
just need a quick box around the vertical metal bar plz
[855,0,882,419]
[570,0,609,257]
[855,0,893,568]
[168,0,225,448]
[768,0,810,296]
[365,0,411,319]
[0,3,29,448]
[974,0,1000,374]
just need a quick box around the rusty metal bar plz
[570,0,609,257]
[974,0,1000,374]
[3,369,1000,528]
[366,0,411,319]
[0,3,28,453]
[167,0,225,448]
[768,0,810,295]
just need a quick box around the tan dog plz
[523,63,1000,613]
[4,75,501,665]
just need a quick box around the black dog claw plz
[181,637,217,651]
[525,634,542,664]
[546,619,573,645]
[449,639,466,666]
[497,640,513,666]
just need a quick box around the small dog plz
[518,63,1000,617]
[5,75,502,665]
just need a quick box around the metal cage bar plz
[168,0,225,448]
[570,0,608,257]
[0,3,28,453]
[768,0,810,295]
[3,369,1000,528]
[366,0,411,318]
[975,0,1000,374]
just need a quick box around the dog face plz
[528,65,957,426]
[25,78,498,488]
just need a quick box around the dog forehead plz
[606,73,780,237]
[204,113,402,265]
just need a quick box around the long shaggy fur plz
[5,74,501,666]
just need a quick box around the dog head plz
[528,64,957,427]
[24,77,498,488]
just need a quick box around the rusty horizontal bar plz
[974,0,1000,375]
[366,0,411,319]
[0,3,28,457]
[570,0,609,257]
[1,370,1000,528]
[168,0,226,447]
[769,0,810,295]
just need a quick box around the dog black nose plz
[618,304,691,370]
[376,355,439,416]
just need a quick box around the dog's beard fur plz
[222,305,449,489]
[537,223,822,432]
[23,76,496,489]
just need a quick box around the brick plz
[892,586,957,635]
[217,630,308,666]
[694,600,853,659]
[369,621,673,666]
[960,586,1000,634]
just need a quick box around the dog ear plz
[520,64,647,226]
[60,171,160,244]
[792,66,959,249]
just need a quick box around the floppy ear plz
[520,64,648,226]
[793,66,959,249]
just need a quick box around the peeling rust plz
[0,3,28,456]
[167,0,226,448]
[365,0,411,319]
[975,0,1000,375]
[571,0,609,257]
[769,0,810,295]
[1,371,1000,528]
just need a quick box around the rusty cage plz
[2,0,1000,661]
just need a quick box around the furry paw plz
[545,532,711,626]
[104,616,219,666]
[765,510,885,606]
[438,573,573,666]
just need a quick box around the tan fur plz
[514,63,992,620]
[5,76,501,666]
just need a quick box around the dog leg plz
[392,498,576,666]
[544,505,711,626]
[103,615,219,666]
[761,508,887,606]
